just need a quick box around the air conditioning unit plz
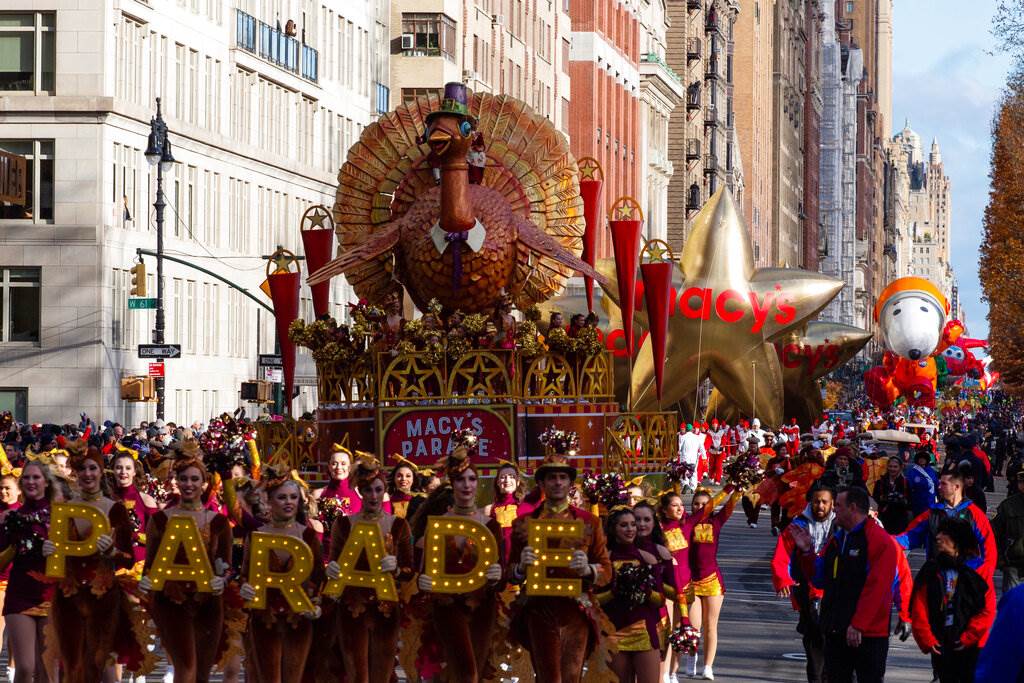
[462,69,477,82]
[493,14,505,25]
[401,33,414,50]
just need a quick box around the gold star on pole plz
[616,204,635,220]
[304,205,331,229]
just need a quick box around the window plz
[0,268,40,344]
[0,140,53,222]
[401,87,442,106]
[400,13,456,60]
[115,16,145,105]
[0,13,55,94]
[0,388,27,422]
[846,1,854,11]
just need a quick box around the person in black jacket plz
[909,517,996,683]
[873,456,912,533]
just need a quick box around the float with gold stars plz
[256,86,866,481]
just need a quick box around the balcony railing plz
[235,9,318,83]
[686,137,701,161]
[686,186,701,211]
[687,0,702,10]
[704,105,719,126]
[705,57,720,80]
[703,154,718,172]
[687,37,702,62]
[640,52,683,85]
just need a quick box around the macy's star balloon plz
[707,321,872,425]
[599,190,842,425]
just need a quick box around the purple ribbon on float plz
[445,230,470,289]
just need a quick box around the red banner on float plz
[608,215,642,353]
[578,162,603,312]
[640,261,672,400]
[381,407,512,466]
[300,228,334,318]
[268,270,300,413]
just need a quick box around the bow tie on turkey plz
[430,220,487,290]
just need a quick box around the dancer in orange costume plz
[239,467,325,683]
[410,447,505,682]
[327,457,413,683]
[139,446,233,683]
[44,444,154,683]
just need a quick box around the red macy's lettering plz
[778,343,841,374]
[677,286,796,333]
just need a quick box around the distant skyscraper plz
[819,0,862,326]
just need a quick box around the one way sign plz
[138,344,182,359]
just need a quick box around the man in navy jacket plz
[792,486,898,683]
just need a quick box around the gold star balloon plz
[707,321,872,425]
[613,190,842,425]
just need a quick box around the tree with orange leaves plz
[981,68,1024,390]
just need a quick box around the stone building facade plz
[0,0,387,422]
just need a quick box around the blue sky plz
[892,0,1012,341]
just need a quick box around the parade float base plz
[256,350,677,481]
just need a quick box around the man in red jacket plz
[791,486,898,683]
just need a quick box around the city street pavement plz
[706,483,1009,683]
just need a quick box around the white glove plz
[209,575,225,595]
[214,558,229,576]
[301,605,322,620]
[485,563,503,582]
[774,467,785,476]
[417,573,433,592]
[137,575,153,595]
[380,555,398,573]
[41,539,57,557]
[95,534,114,554]
[239,583,257,601]
[569,550,591,577]
[325,560,341,580]
[520,546,538,567]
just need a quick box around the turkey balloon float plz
[864,277,950,408]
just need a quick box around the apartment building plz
[0,0,388,422]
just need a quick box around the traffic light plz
[130,262,147,297]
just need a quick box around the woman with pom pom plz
[596,506,668,683]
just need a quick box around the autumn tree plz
[980,68,1024,389]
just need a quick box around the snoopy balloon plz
[864,277,949,408]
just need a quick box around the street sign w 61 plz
[128,298,158,310]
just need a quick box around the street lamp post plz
[144,97,176,421]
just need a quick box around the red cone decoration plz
[300,223,334,318]
[640,240,674,401]
[608,197,644,353]
[577,157,604,312]
[267,252,301,414]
